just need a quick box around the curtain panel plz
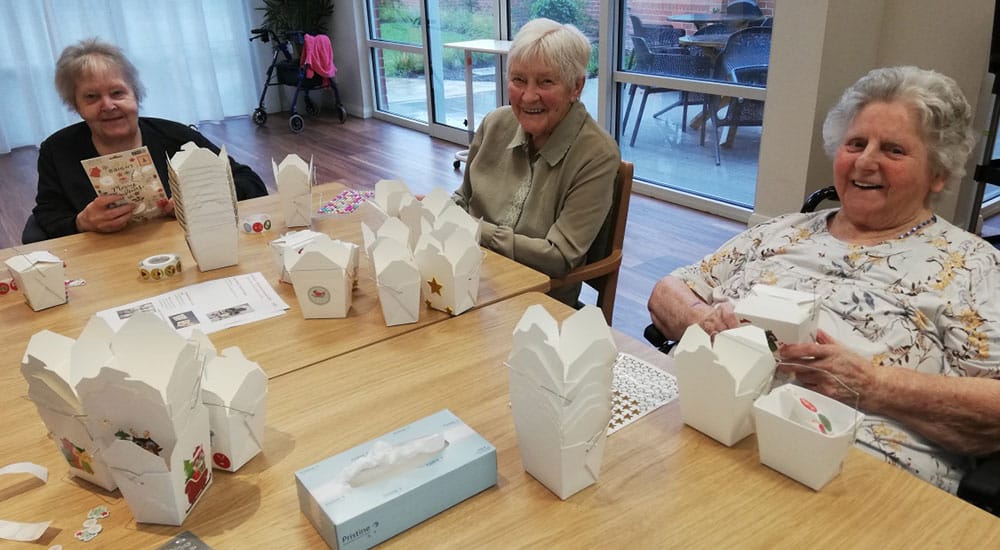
[0,0,263,153]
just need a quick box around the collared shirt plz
[453,101,620,305]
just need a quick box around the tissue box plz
[752,384,864,490]
[295,409,497,549]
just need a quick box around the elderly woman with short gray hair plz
[648,66,1000,493]
[452,18,620,306]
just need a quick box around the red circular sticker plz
[252,221,264,233]
[213,452,231,469]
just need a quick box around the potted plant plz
[258,0,334,44]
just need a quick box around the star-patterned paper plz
[607,353,678,435]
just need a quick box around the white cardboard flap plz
[734,285,819,346]
[373,179,413,217]
[673,324,776,446]
[372,238,421,326]
[507,304,616,500]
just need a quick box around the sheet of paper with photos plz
[81,146,167,223]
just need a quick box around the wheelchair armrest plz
[643,323,676,354]
[958,455,1000,515]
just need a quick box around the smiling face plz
[507,56,583,150]
[73,64,140,151]
[832,100,945,234]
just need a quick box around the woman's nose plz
[855,144,879,169]
[99,95,116,111]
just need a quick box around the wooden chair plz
[549,161,634,326]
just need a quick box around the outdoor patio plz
[382,75,762,208]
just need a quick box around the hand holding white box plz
[507,304,618,500]
[673,324,776,446]
[734,285,819,347]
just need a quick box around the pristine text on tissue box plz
[295,409,496,549]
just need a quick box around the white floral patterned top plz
[671,208,1000,493]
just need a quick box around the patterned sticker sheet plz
[316,189,375,215]
[608,352,678,435]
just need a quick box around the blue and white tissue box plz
[295,409,497,549]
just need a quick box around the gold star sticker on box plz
[427,277,443,295]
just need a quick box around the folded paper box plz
[414,227,482,316]
[273,153,314,228]
[20,323,117,490]
[734,285,819,347]
[752,384,864,490]
[271,229,331,284]
[285,239,360,319]
[370,238,421,326]
[201,346,267,472]
[75,313,213,525]
[673,324,776,446]
[507,305,617,500]
[5,251,67,311]
[296,409,496,550]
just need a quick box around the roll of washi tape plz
[139,254,182,281]
[241,213,272,234]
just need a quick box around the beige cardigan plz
[453,102,620,305]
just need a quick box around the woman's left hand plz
[158,198,176,217]
[778,330,886,407]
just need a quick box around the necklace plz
[897,214,937,240]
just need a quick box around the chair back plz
[549,161,634,326]
[717,26,772,81]
[726,0,763,16]
[629,15,684,50]
[631,36,712,79]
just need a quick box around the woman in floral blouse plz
[648,66,1000,493]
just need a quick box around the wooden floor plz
[0,114,747,344]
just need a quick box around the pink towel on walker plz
[301,34,337,83]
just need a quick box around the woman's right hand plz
[76,194,134,233]
[694,301,740,337]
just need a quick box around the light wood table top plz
[0,181,547,385]
[2,292,997,548]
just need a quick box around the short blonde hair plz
[508,18,590,89]
[54,38,145,110]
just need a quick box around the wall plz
[753,0,995,229]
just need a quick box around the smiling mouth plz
[852,180,883,190]
[521,107,545,114]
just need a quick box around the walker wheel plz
[453,160,461,170]
[336,105,348,123]
[252,108,267,126]
[289,114,305,133]
[305,98,320,116]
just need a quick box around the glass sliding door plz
[617,0,776,211]
[365,0,501,143]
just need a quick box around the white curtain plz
[0,0,265,154]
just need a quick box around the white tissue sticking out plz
[312,433,447,504]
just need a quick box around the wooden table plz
[3,292,997,548]
[679,33,730,50]
[0,182,548,385]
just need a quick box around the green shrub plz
[529,0,583,24]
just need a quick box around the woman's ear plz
[572,77,585,102]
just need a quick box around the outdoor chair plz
[704,26,772,164]
[726,0,763,17]
[623,36,713,147]
[629,15,685,53]
[549,161,633,326]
